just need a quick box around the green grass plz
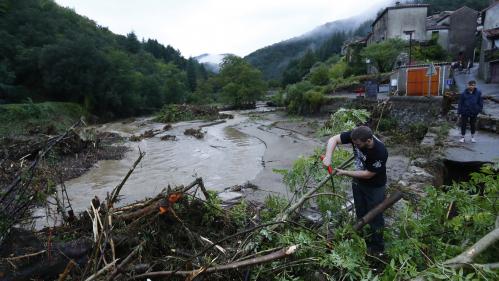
[0,101,87,137]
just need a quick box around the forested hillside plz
[0,0,207,119]
[244,18,362,81]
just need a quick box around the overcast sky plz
[54,0,393,58]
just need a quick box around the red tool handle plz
[320,155,333,174]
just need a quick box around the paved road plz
[454,65,499,97]
[445,128,499,163]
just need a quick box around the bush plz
[377,116,398,132]
[0,101,86,137]
[303,89,325,113]
[408,122,429,141]
[318,108,370,136]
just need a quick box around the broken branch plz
[132,245,298,279]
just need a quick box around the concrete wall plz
[427,29,449,50]
[387,7,428,42]
[479,4,499,81]
[483,4,499,30]
[448,7,478,62]
[372,15,388,43]
[479,34,493,80]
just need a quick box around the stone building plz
[426,6,479,63]
[479,2,499,83]
[369,2,429,45]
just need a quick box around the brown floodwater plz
[34,106,322,228]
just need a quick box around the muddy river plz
[34,106,323,227]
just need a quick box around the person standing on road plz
[322,126,388,255]
[458,80,483,143]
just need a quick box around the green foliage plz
[385,164,499,280]
[377,116,398,132]
[283,81,313,114]
[253,162,498,280]
[229,200,249,228]
[281,51,318,86]
[0,0,208,118]
[408,122,429,141]
[412,37,450,63]
[246,20,372,82]
[218,55,266,108]
[318,108,370,137]
[361,39,406,73]
[303,89,325,113]
[0,101,85,137]
[202,190,223,225]
[269,90,286,107]
[155,104,219,123]
[329,59,348,79]
[260,195,288,223]
[309,63,330,86]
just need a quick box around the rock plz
[411,157,428,167]
[420,132,437,147]
[129,135,142,142]
[218,191,243,204]
[397,180,409,187]
[300,208,323,224]
[160,135,176,141]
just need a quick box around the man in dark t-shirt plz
[322,126,388,253]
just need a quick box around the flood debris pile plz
[184,128,205,139]
[0,120,127,253]
[155,104,232,123]
[160,134,176,141]
[129,129,164,142]
[0,150,306,281]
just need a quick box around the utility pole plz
[404,30,415,66]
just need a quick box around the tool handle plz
[320,155,333,174]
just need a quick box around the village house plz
[368,2,429,45]
[426,6,479,63]
[341,37,367,64]
[478,2,499,83]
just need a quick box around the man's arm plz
[478,91,483,113]
[457,92,464,115]
[322,134,342,166]
[335,169,376,179]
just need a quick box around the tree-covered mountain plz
[0,0,207,119]
[244,18,364,81]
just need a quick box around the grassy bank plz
[0,101,87,137]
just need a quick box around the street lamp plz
[403,30,415,66]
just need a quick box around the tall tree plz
[124,32,141,53]
[361,39,406,73]
[186,58,197,92]
[218,55,266,108]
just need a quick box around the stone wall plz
[388,96,442,125]
[321,96,442,128]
